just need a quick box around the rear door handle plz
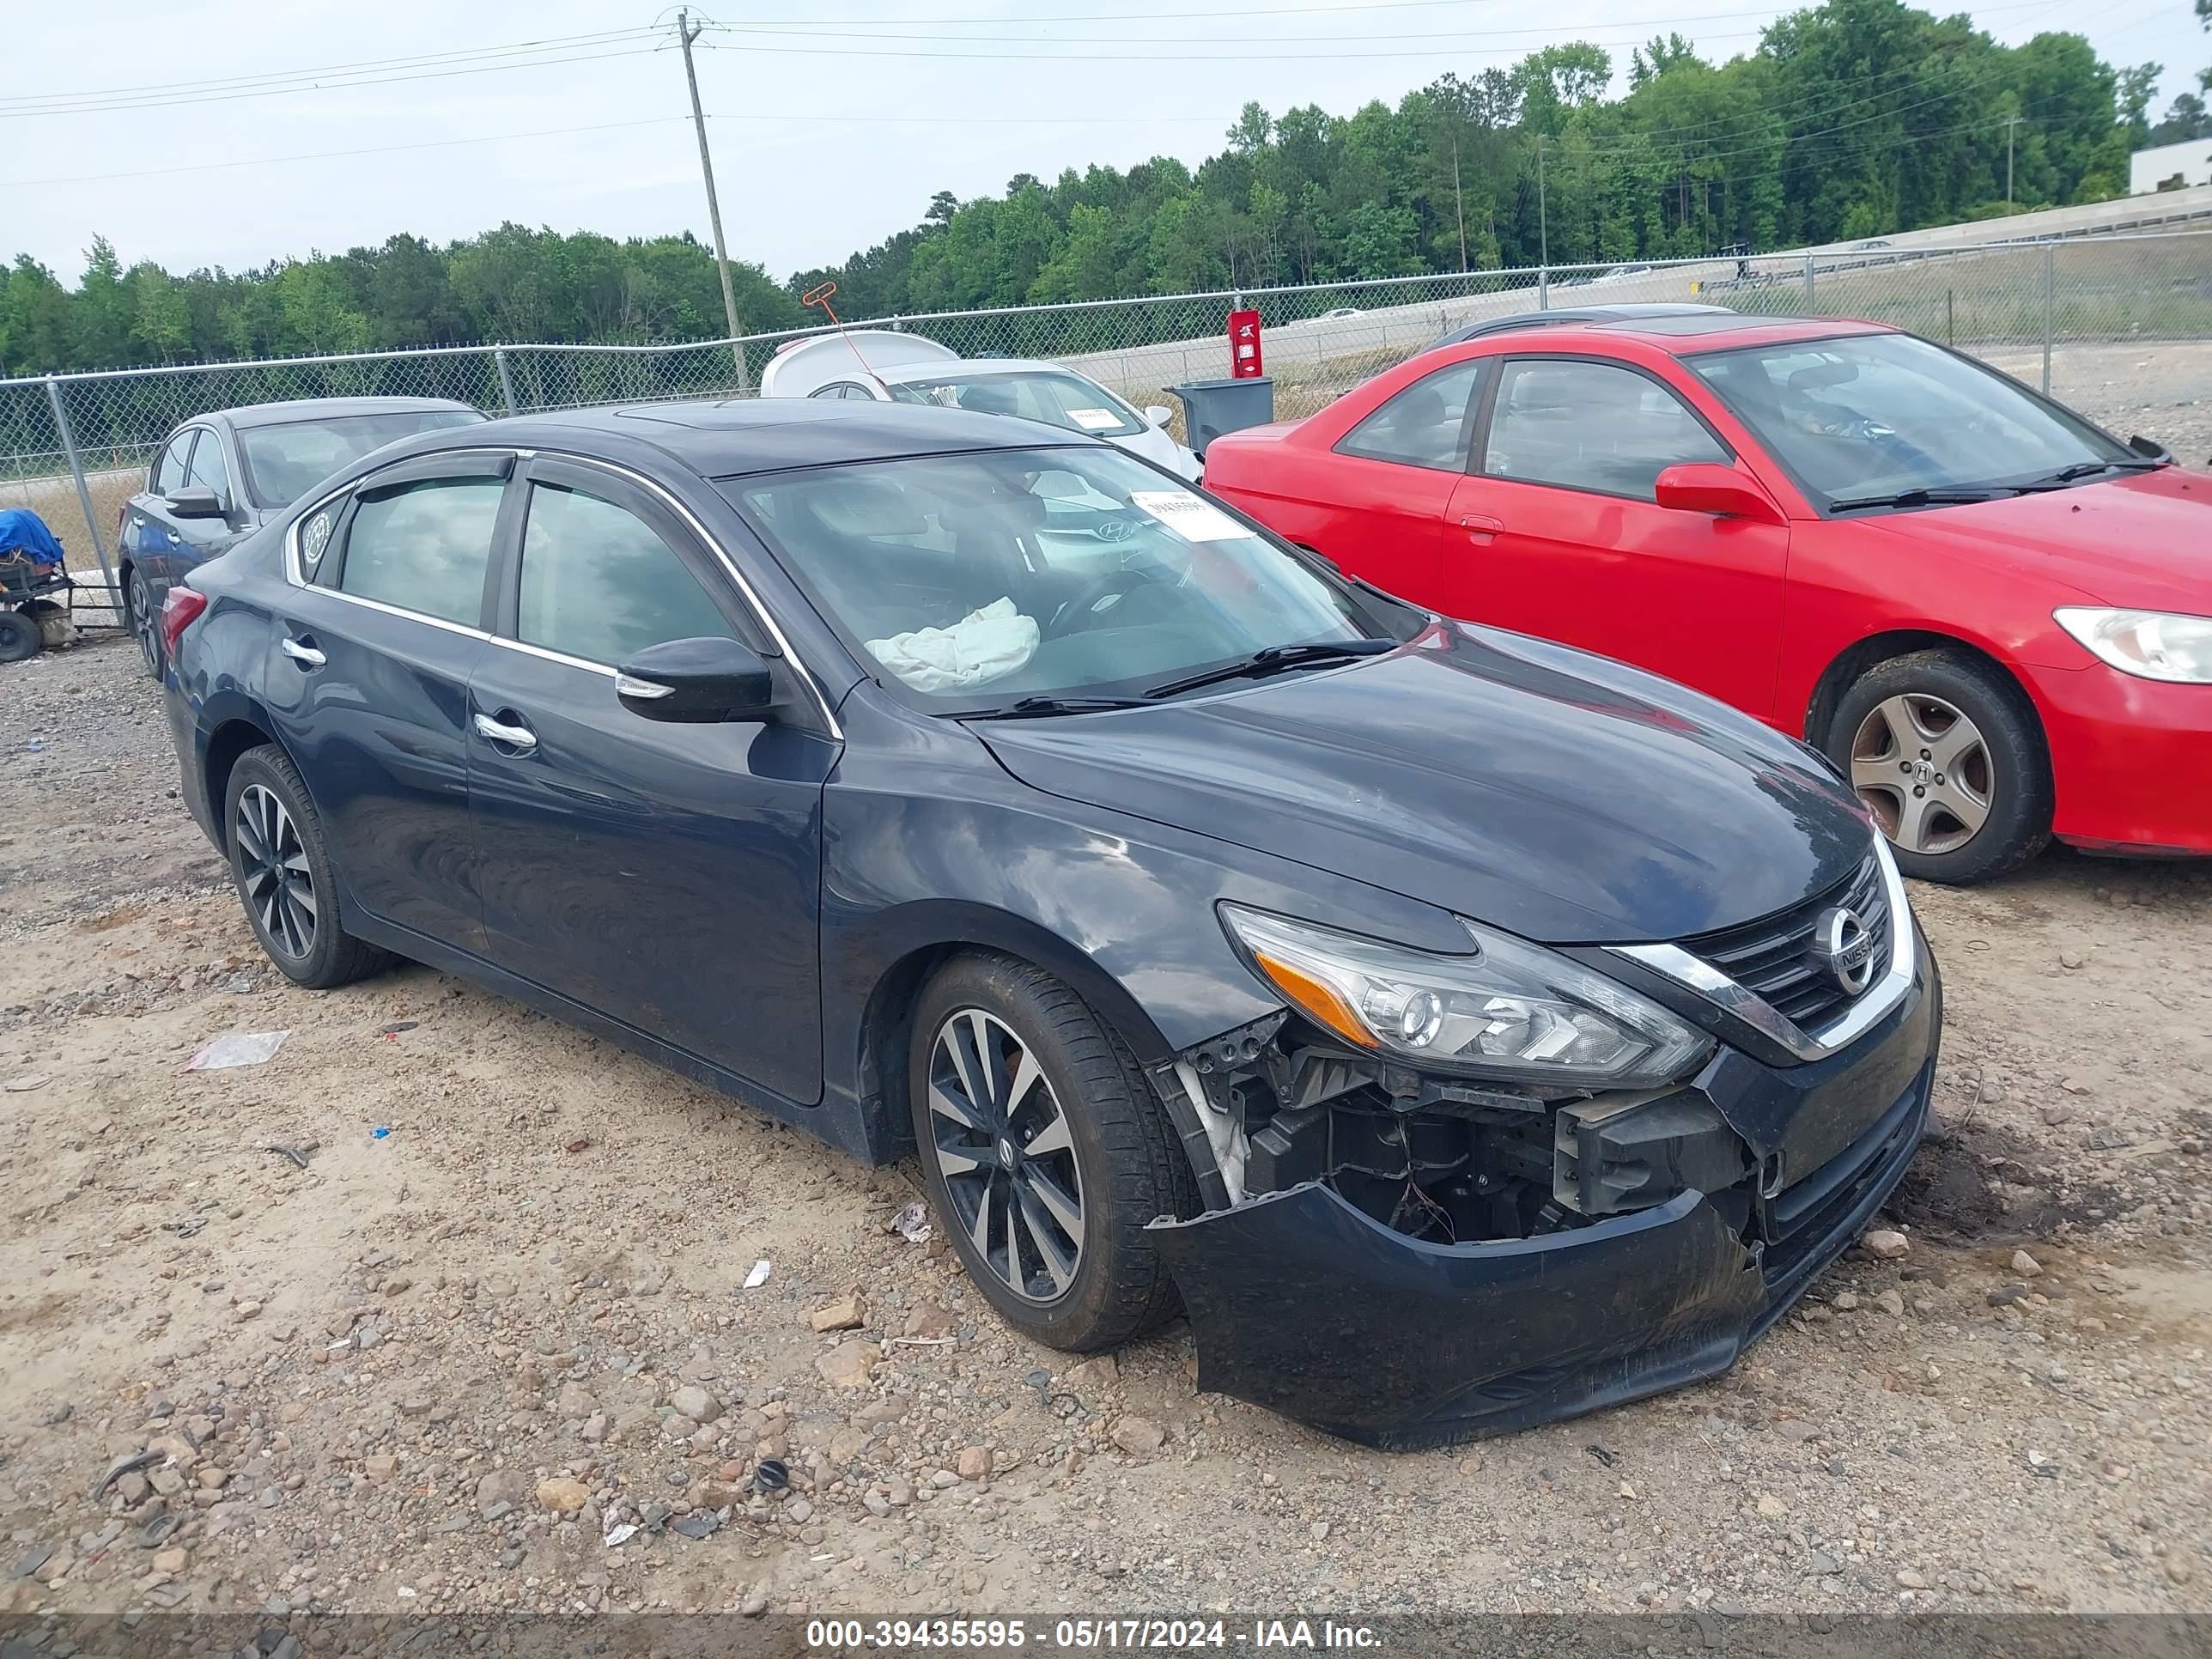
[278,636,325,668]
[473,712,538,753]
[1458,514,1504,544]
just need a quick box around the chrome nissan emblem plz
[1812,906,1877,994]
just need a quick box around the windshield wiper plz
[1826,486,2010,512]
[955,695,1155,720]
[2012,459,2165,490]
[1140,637,1399,701]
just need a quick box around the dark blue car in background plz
[160,398,1941,1446]
[120,396,482,680]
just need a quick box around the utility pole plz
[678,9,750,391]
[1536,133,1549,269]
[2004,112,2021,210]
[1450,131,1468,272]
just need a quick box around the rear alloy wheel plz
[223,745,391,989]
[908,954,1195,1351]
[129,572,161,680]
[1826,649,2051,884]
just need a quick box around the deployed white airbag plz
[866,597,1039,693]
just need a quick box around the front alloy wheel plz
[1848,692,1990,856]
[1825,647,2052,884]
[928,1009,1086,1303]
[908,954,1194,1350]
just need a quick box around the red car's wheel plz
[1827,649,2052,884]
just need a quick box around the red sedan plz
[1203,313,2212,883]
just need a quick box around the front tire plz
[908,954,1196,1351]
[223,746,391,988]
[1825,649,2051,884]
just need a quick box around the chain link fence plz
[7,228,2208,622]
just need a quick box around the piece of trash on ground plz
[752,1458,790,1494]
[603,1522,638,1549]
[262,1141,315,1170]
[889,1200,932,1244]
[670,1511,721,1540]
[380,1020,420,1036]
[185,1030,290,1071]
[158,1218,207,1239]
[91,1449,161,1501]
[743,1259,771,1289]
[370,1126,392,1140]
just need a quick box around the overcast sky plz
[4,0,2204,285]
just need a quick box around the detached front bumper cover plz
[1147,1052,1934,1450]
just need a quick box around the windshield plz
[1687,332,2130,507]
[239,409,485,508]
[723,447,1390,708]
[887,370,1145,438]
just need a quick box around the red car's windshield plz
[1686,332,2133,507]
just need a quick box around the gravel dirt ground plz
[2,632,2209,1630]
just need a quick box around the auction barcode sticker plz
[1131,490,1249,542]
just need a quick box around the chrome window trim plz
[283,445,843,738]
[1607,836,1917,1063]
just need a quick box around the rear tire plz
[223,745,392,989]
[1824,649,2051,884]
[908,954,1196,1352]
[0,609,40,663]
[128,571,162,680]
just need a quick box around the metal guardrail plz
[5,226,2209,617]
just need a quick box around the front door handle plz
[1458,514,1504,544]
[473,712,538,752]
[278,636,325,668]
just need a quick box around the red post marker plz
[1228,308,1264,379]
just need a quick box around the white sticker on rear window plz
[1131,490,1248,542]
[1066,407,1123,430]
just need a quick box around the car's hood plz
[976,624,1874,945]
[1855,468,2212,610]
[1108,424,1201,481]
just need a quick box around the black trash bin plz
[1167,376,1275,460]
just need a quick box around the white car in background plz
[760,331,1202,481]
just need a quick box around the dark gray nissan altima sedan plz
[159,398,1941,1446]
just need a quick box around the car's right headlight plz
[1220,904,1712,1089]
[2054,607,2212,684]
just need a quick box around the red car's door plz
[1441,354,1790,722]
[1257,356,1490,593]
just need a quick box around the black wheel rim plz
[131,576,160,675]
[927,1008,1085,1304]
[236,783,316,959]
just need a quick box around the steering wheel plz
[1046,568,1158,639]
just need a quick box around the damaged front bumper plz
[1146,940,1940,1449]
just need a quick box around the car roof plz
[458,398,1094,478]
[1452,313,1894,355]
[874,357,1100,384]
[1434,302,1731,345]
[213,396,481,430]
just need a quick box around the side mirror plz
[1653,463,1785,526]
[166,485,226,520]
[615,636,776,724]
[1143,405,1174,429]
[2127,434,2172,463]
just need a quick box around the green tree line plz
[3,0,2204,379]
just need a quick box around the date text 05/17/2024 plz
[804,1618,1385,1650]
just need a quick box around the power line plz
[0,27,658,109]
[0,40,671,120]
[0,111,1241,191]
